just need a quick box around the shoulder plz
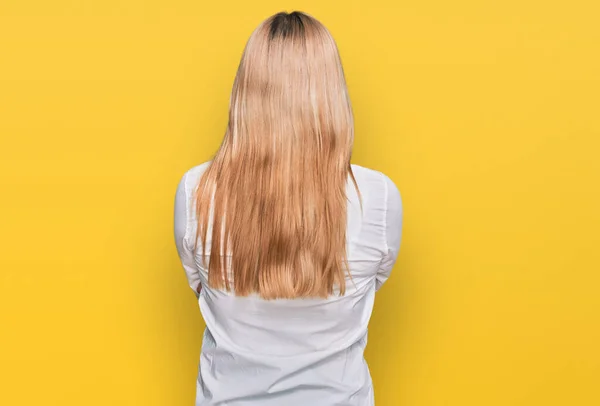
[350,163,401,201]
[177,161,212,195]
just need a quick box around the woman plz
[174,11,403,406]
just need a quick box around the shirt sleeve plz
[174,171,201,298]
[376,173,403,290]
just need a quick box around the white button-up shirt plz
[174,162,403,405]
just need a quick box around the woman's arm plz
[376,173,403,290]
[174,171,202,297]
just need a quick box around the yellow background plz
[1,1,599,405]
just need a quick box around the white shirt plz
[174,162,403,406]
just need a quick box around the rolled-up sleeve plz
[376,173,403,290]
[174,171,201,298]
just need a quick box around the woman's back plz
[174,162,402,405]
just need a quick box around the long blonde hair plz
[194,11,359,299]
